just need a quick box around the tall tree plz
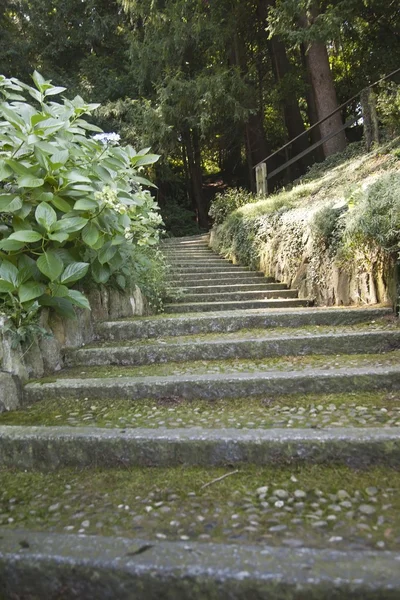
[269,0,347,157]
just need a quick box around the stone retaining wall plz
[210,212,398,308]
[0,285,146,411]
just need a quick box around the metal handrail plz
[254,66,400,170]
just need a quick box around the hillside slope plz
[211,140,400,307]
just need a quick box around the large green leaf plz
[91,260,110,284]
[17,175,45,188]
[0,194,23,212]
[82,222,99,247]
[0,239,25,251]
[67,289,91,310]
[60,262,89,285]
[37,251,64,282]
[39,295,76,318]
[18,281,46,303]
[8,230,42,243]
[44,86,67,97]
[35,202,57,230]
[0,160,12,182]
[52,216,88,234]
[131,154,160,167]
[98,242,117,265]
[0,279,15,293]
[0,260,18,286]
[49,283,69,298]
[74,199,98,211]
[48,232,69,243]
[51,196,72,213]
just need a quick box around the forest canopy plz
[1,0,400,233]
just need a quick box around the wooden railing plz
[255,67,400,195]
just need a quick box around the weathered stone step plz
[96,307,392,340]
[1,531,400,599]
[168,264,251,273]
[24,363,400,403]
[164,298,311,313]
[2,425,400,469]
[3,390,398,430]
[176,282,286,293]
[66,330,400,368]
[163,250,216,256]
[176,289,299,304]
[168,258,233,267]
[168,271,268,282]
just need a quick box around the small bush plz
[311,206,347,249]
[377,82,400,137]
[345,172,400,252]
[208,188,257,225]
[0,72,163,329]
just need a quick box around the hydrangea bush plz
[0,72,162,326]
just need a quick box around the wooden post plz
[256,163,268,196]
[361,87,380,151]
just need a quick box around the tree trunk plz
[269,38,310,174]
[300,43,324,162]
[183,129,208,229]
[304,39,347,157]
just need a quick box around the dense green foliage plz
[1,0,399,233]
[0,73,162,328]
[208,189,256,225]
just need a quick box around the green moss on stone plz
[1,464,399,551]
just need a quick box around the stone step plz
[164,298,312,313]
[1,425,400,469]
[168,271,268,282]
[167,259,233,267]
[96,307,392,340]
[163,249,215,255]
[168,264,251,273]
[176,282,287,293]
[3,389,398,430]
[1,531,400,599]
[66,330,400,368]
[176,289,299,304]
[24,363,400,403]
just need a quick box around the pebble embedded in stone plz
[275,490,289,500]
[359,504,376,515]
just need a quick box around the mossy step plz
[177,282,286,293]
[177,290,299,303]
[66,330,400,368]
[51,349,400,379]
[2,532,400,600]
[1,465,400,553]
[23,363,400,403]
[168,264,252,273]
[164,298,312,313]
[3,391,399,431]
[2,425,400,470]
[88,319,400,346]
[168,271,267,282]
[96,307,393,340]
[168,259,233,266]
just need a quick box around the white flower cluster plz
[93,132,121,145]
[95,186,128,215]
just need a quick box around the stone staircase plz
[1,234,400,598]
[163,234,311,313]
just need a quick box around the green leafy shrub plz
[311,206,347,249]
[208,188,257,225]
[0,72,162,326]
[345,172,400,252]
[377,82,400,137]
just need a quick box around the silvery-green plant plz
[0,71,162,323]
